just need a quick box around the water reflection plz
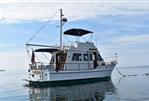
[29,81,115,101]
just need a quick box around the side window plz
[83,54,88,61]
[79,53,82,61]
[72,53,77,61]
[97,54,103,61]
[90,54,93,61]
[72,53,82,61]
[51,56,55,63]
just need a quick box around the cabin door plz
[56,52,67,71]
[93,52,98,68]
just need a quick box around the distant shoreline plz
[0,69,5,72]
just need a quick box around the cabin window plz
[83,54,88,61]
[72,53,82,61]
[90,54,93,61]
[97,54,103,61]
[51,56,55,63]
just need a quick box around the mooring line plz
[115,67,139,77]
[115,67,126,77]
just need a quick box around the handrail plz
[29,62,94,71]
[29,61,116,72]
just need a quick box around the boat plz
[25,9,117,87]
[28,81,115,101]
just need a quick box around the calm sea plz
[0,66,149,101]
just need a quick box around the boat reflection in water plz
[28,81,115,101]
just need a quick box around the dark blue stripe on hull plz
[28,76,111,88]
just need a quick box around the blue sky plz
[0,1,149,70]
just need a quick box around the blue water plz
[0,66,149,101]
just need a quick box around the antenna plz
[60,9,67,50]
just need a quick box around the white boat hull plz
[27,64,115,87]
[50,66,114,81]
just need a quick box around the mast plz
[60,9,63,50]
[59,9,67,50]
